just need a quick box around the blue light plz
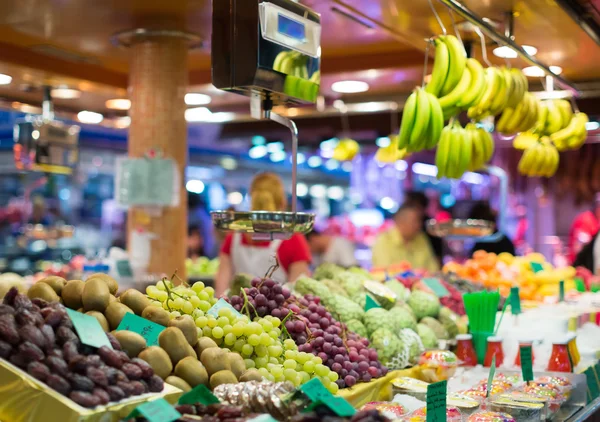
[440,193,456,208]
[252,136,266,145]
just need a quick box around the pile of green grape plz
[146,281,339,393]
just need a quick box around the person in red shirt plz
[215,173,311,296]
[568,195,600,263]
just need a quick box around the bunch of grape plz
[146,279,218,320]
[229,278,387,388]
[0,287,163,408]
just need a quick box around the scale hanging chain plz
[446,8,466,55]
[422,39,432,87]
[474,26,493,67]
[338,101,351,138]
[428,0,446,35]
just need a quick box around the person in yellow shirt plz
[372,203,440,272]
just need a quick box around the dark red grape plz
[344,375,357,387]
[139,379,149,393]
[131,358,154,379]
[116,381,135,397]
[67,373,95,392]
[116,350,130,362]
[44,310,64,328]
[105,332,121,351]
[148,375,164,392]
[13,294,32,310]
[10,353,28,368]
[46,355,69,376]
[19,341,45,361]
[86,355,103,368]
[69,391,100,408]
[87,367,109,387]
[0,314,20,344]
[0,304,15,315]
[129,380,145,395]
[105,367,127,385]
[47,374,71,395]
[176,404,196,415]
[63,341,80,362]
[21,325,46,349]
[92,388,110,405]
[31,298,49,309]
[40,325,55,349]
[98,346,123,368]
[15,308,42,327]
[27,361,51,381]
[56,326,78,345]
[106,385,126,401]
[0,340,12,358]
[122,363,142,380]
[3,287,18,306]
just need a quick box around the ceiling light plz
[325,159,339,170]
[297,183,308,197]
[308,156,322,168]
[252,136,266,145]
[270,151,286,162]
[221,157,238,170]
[342,162,353,172]
[185,107,212,122]
[586,121,600,131]
[186,180,205,194]
[380,197,398,211]
[309,184,327,198]
[114,116,131,129]
[185,93,212,105]
[493,45,537,59]
[249,145,268,159]
[267,142,284,153]
[412,162,438,177]
[331,80,369,94]
[297,153,306,164]
[0,74,12,85]
[376,137,391,148]
[395,161,408,171]
[227,192,243,205]
[105,98,131,110]
[327,186,344,200]
[51,87,81,99]
[77,110,103,124]
[522,65,563,77]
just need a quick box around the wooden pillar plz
[128,35,188,277]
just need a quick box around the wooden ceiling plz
[0,0,597,121]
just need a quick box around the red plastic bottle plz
[515,341,535,367]
[547,339,572,373]
[456,334,478,366]
[484,336,504,367]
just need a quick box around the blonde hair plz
[250,172,287,211]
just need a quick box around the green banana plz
[479,127,495,162]
[425,38,450,97]
[408,88,431,150]
[438,65,471,110]
[457,58,486,108]
[468,67,500,119]
[488,68,508,116]
[310,71,321,84]
[440,35,467,96]
[496,107,514,134]
[435,125,453,179]
[457,125,473,178]
[448,122,464,178]
[425,93,444,149]
[398,91,418,150]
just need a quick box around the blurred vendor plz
[187,225,205,259]
[306,229,357,268]
[574,232,600,275]
[568,194,600,264]
[469,201,515,256]
[372,202,439,272]
[215,173,311,296]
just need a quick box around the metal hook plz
[428,0,446,35]
[422,39,432,87]
[447,9,465,55]
[570,96,580,113]
[335,101,351,138]
[473,26,492,67]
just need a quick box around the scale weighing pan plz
[210,0,321,238]
[426,219,494,239]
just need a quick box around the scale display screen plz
[277,13,306,41]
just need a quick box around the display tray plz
[426,218,494,239]
[211,210,315,238]
[0,358,182,422]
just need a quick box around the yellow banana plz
[532,101,549,134]
[273,51,290,72]
[501,67,515,108]
[544,143,560,177]
[398,91,418,150]
[440,35,467,96]
[489,68,509,116]
[479,128,495,163]
[425,37,450,97]
[519,94,539,133]
[507,68,525,108]
[513,131,539,150]
[408,88,431,150]
[457,58,486,108]
[504,96,530,134]
[529,143,549,177]
[495,107,514,134]
[554,99,573,130]
[468,67,500,119]
[518,146,537,176]
[425,93,444,149]
[435,125,453,179]
[439,65,472,111]
[567,113,589,149]
[544,100,563,134]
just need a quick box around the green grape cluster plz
[196,307,339,393]
[146,280,218,321]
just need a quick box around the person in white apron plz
[215,173,312,296]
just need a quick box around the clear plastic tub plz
[391,377,429,401]
[447,392,481,417]
[486,396,544,422]
[418,350,458,383]
[402,406,462,422]
[467,410,516,422]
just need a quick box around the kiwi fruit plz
[85,311,109,332]
[109,295,118,304]
[200,347,230,375]
[27,282,60,303]
[138,346,172,379]
[40,276,67,296]
[104,302,134,330]
[82,278,110,312]
[225,353,247,379]
[61,280,85,309]
[87,273,119,295]
[239,369,263,382]
[119,289,151,315]
[113,330,147,357]
[168,315,198,346]
[210,370,237,389]
[165,375,192,392]
[142,307,170,327]
[194,337,218,356]
[174,356,209,387]
[186,344,197,360]
[159,327,190,365]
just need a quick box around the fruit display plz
[442,251,578,300]
[0,287,164,408]
[186,257,219,279]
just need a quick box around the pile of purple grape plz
[0,287,163,408]
[229,278,387,388]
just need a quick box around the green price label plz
[530,262,544,273]
[585,366,600,403]
[66,309,112,349]
[207,298,243,319]
[422,278,450,298]
[486,355,496,398]
[426,380,447,422]
[116,260,133,277]
[300,378,356,417]
[126,398,180,422]
[364,295,381,311]
[117,313,165,347]
[178,384,220,406]
[520,345,534,382]
[559,280,565,302]
[510,287,521,315]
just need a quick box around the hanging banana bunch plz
[397,87,444,153]
[518,137,560,177]
[332,138,360,161]
[467,66,527,121]
[375,135,410,163]
[495,92,540,135]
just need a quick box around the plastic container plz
[447,392,481,417]
[519,384,566,417]
[402,406,462,422]
[514,340,534,367]
[418,350,458,383]
[456,334,478,366]
[484,336,504,367]
[391,377,429,401]
[486,396,544,422]
[467,410,516,422]
[546,338,572,373]
[361,402,407,418]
